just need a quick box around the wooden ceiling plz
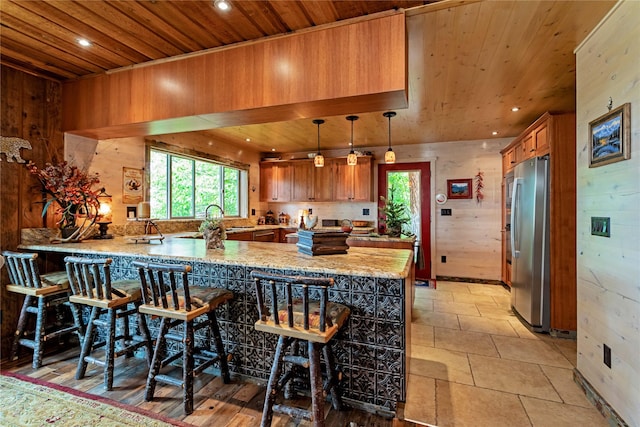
[0,0,615,152]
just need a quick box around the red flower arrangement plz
[27,161,101,240]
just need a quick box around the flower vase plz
[203,227,225,249]
[60,227,80,240]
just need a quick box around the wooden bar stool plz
[64,256,153,391]
[2,251,83,369]
[133,260,233,415]
[250,270,351,427]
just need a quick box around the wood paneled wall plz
[0,67,64,356]
[575,2,640,425]
[62,13,408,140]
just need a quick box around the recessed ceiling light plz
[77,38,91,47]
[511,107,520,112]
[492,131,499,136]
[271,148,276,152]
[214,0,230,11]
[245,138,251,142]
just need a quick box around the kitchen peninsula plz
[19,234,414,415]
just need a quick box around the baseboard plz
[435,275,503,286]
[573,369,629,427]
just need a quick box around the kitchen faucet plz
[205,204,224,219]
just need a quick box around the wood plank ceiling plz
[0,0,615,153]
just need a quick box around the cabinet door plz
[534,122,549,155]
[332,157,372,201]
[502,147,516,174]
[291,161,314,201]
[227,231,253,241]
[313,161,334,201]
[253,229,278,242]
[523,133,536,160]
[260,163,291,202]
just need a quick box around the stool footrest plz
[273,404,312,421]
[85,355,106,367]
[164,332,184,342]
[155,373,183,388]
[43,324,79,341]
[17,338,36,350]
[113,340,150,358]
[283,354,310,368]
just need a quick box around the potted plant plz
[379,189,410,238]
[27,161,101,242]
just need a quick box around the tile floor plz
[403,281,608,427]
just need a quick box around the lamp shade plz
[383,111,396,164]
[313,119,325,168]
[346,115,359,166]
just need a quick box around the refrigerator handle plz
[511,177,521,259]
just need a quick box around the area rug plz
[0,372,193,427]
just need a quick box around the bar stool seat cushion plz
[140,286,232,321]
[275,299,350,330]
[110,279,143,300]
[41,271,71,287]
[69,279,142,309]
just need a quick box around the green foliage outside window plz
[149,149,243,219]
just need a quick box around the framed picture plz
[447,178,472,199]
[589,103,631,168]
[122,167,143,204]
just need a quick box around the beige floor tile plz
[492,335,573,368]
[432,281,471,293]
[409,346,474,385]
[468,354,561,401]
[451,292,498,305]
[413,299,434,313]
[521,396,609,427]
[436,380,531,427]
[550,338,578,367]
[411,323,434,348]
[475,303,517,320]
[415,289,454,302]
[412,311,460,329]
[492,295,512,308]
[434,327,498,357]
[539,365,593,407]
[404,375,436,424]
[467,283,509,297]
[508,318,546,339]
[433,300,480,316]
[458,314,519,337]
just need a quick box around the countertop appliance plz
[510,156,550,332]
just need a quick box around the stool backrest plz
[132,261,193,311]
[250,270,334,333]
[2,251,43,289]
[64,256,116,299]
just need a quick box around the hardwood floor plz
[4,347,416,427]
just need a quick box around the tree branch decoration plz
[475,171,484,205]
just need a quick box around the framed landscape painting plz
[447,178,472,199]
[589,103,631,168]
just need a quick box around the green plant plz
[379,188,409,236]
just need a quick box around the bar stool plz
[64,256,153,390]
[132,260,233,415]
[3,250,83,369]
[250,270,351,427]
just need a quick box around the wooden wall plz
[575,2,640,425]
[0,67,64,356]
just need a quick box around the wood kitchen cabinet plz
[260,162,291,202]
[290,160,333,202]
[500,112,576,332]
[332,156,372,201]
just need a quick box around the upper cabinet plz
[260,157,372,203]
[259,162,291,202]
[333,157,373,201]
[503,116,551,173]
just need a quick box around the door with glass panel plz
[378,162,431,280]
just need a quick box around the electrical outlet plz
[441,255,446,263]
[603,344,611,368]
[441,209,452,216]
[363,208,370,216]
[308,208,312,214]
[251,208,255,216]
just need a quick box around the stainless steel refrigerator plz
[510,156,550,332]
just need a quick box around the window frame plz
[146,142,249,220]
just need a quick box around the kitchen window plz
[149,148,248,219]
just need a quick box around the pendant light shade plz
[383,111,396,164]
[313,119,325,168]
[346,115,359,166]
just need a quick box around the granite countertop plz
[19,234,413,279]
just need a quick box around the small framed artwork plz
[447,178,473,199]
[589,103,631,168]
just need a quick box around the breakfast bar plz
[19,234,414,415]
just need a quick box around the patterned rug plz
[0,372,192,427]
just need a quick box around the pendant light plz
[346,115,359,166]
[383,111,397,164]
[313,119,325,167]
